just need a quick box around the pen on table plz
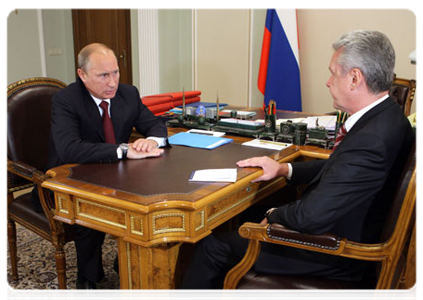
[259,140,288,147]
[190,131,214,136]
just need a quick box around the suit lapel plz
[77,78,106,142]
[84,94,106,142]
[332,97,394,154]
[110,88,126,143]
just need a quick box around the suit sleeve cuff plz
[287,163,293,180]
[147,137,166,147]
[117,146,123,159]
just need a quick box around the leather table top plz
[67,143,282,198]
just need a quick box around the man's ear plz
[77,68,87,82]
[349,68,363,90]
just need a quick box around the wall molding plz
[137,9,160,97]
[248,9,254,107]
[192,9,197,91]
[37,9,47,77]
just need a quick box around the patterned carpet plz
[7,223,120,289]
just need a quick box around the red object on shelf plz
[141,96,173,106]
[142,91,202,115]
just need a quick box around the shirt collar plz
[344,94,389,132]
[90,95,110,107]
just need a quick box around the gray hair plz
[332,30,395,94]
[78,43,116,72]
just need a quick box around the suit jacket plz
[267,97,414,244]
[252,97,414,281]
[47,78,168,169]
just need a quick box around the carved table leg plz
[117,238,182,289]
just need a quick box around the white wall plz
[7,10,43,84]
[42,10,75,84]
[195,9,251,106]
[158,9,193,93]
[298,9,416,114]
[7,9,75,85]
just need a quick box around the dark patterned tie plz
[333,124,347,151]
[99,101,116,144]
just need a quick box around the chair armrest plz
[7,160,37,192]
[238,222,344,254]
[8,159,57,228]
[267,223,341,251]
[7,159,38,181]
[8,159,50,185]
[224,222,342,289]
[225,221,402,289]
[238,222,390,261]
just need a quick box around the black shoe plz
[76,279,101,300]
[113,256,119,274]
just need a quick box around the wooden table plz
[42,111,331,289]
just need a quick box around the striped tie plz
[333,124,347,151]
[99,101,116,144]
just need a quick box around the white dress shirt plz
[90,95,166,159]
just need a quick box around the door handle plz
[119,50,127,68]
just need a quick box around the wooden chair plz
[390,74,416,116]
[395,211,420,300]
[7,77,73,289]
[224,141,416,290]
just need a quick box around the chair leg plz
[7,220,19,281]
[55,248,67,289]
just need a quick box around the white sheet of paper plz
[242,139,291,151]
[303,116,336,130]
[189,168,237,182]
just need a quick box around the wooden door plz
[72,9,133,84]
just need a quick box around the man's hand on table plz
[128,138,163,159]
[236,156,289,182]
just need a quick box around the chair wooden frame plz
[7,77,70,289]
[224,147,416,290]
[391,74,416,116]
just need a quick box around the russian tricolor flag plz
[258,9,302,111]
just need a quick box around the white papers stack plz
[261,116,337,131]
[302,116,336,131]
[221,110,256,119]
[218,118,263,126]
[189,168,237,183]
[242,139,291,151]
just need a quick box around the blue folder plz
[169,132,232,150]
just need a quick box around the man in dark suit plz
[180,30,414,288]
[44,43,168,288]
